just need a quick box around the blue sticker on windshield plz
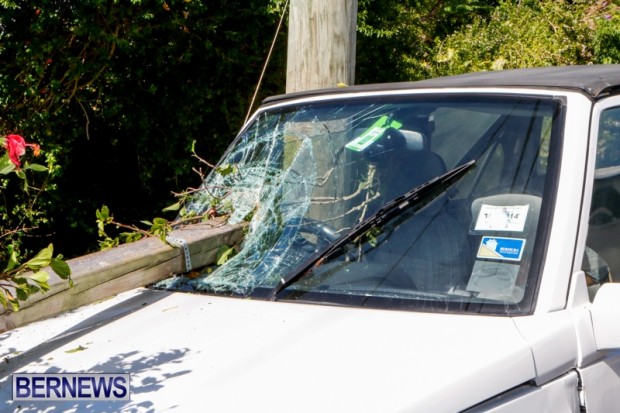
[477,236,525,261]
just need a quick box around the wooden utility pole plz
[286,0,358,93]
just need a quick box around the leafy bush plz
[1,134,71,311]
[0,0,287,258]
[427,0,620,76]
[356,0,496,83]
[593,12,620,64]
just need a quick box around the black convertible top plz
[263,65,620,105]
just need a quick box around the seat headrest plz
[400,129,427,151]
[406,150,447,186]
[379,149,447,203]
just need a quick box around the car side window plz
[585,107,620,300]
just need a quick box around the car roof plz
[263,65,620,105]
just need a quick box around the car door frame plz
[573,94,620,413]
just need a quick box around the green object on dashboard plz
[345,115,403,152]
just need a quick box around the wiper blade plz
[270,159,476,300]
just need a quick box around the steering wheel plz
[279,217,340,255]
[252,217,341,279]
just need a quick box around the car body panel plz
[533,93,591,314]
[579,354,620,412]
[464,371,580,412]
[0,288,538,413]
[512,311,578,385]
[572,93,620,413]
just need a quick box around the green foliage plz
[0,135,71,311]
[97,202,176,249]
[94,150,241,252]
[0,1,287,258]
[216,164,237,178]
[356,0,620,82]
[427,0,620,77]
[141,218,173,242]
[0,136,52,263]
[356,0,497,83]
[593,13,620,64]
[1,239,72,312]
[215,244,236,266]
[96,205,146,250]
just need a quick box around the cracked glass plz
[157,94,563,315]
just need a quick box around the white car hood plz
[0,288,536,413]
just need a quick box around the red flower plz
[3,134,40,168]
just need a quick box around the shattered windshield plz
[157,94,563,315]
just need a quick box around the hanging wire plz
[244,0,290,125]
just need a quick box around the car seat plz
[368,143,472,293]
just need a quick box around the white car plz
[3,65,620,412]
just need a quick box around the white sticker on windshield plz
[474,204,529,232]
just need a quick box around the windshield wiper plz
[269,159,476,300]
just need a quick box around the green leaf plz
[5,291,19,312]
[216,244,236,265]
[25,270,51,293]
[27,270,49,284]
[24,163,49,172]
[364,226,382,248]
[149,217,171,240]
[216,163,236,177]
[12,276,29,285]
[119,232,142,244]
[15,283,40,301]
[4,245,20,272]
[50,258,71,279]
[0,154,15,174]
[162,201,181,212]
[98,237,119,251]
[65,345,88,353]
[96,205,110,222]
[25,244,54,271]
[96,205,112,235]
[16,285,31,301]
